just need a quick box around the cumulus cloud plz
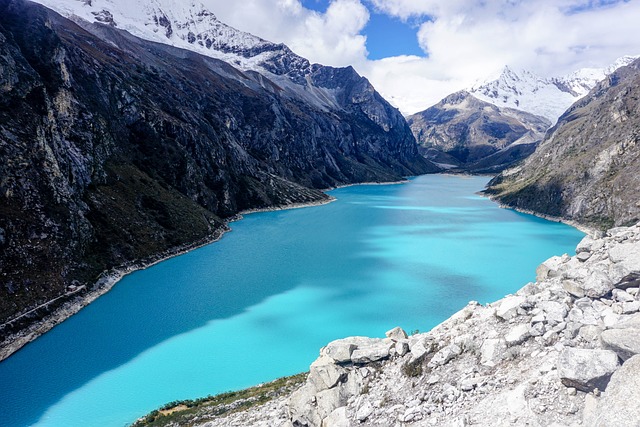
[202,0,640,115]
[364,0,640,114]
[203,0,369,68]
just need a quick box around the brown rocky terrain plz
[407,91,551,173]
[484,58,640,230]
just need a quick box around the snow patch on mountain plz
[470,56,638,123]
[31,0,309,81]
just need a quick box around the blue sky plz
[208,0,640,114]
[301,0,426,59]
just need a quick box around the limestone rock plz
[612,289,635,302]
[505,324,530,346]
[622,300,640,314]
[323,339,357,364]
[385,326,408,341]
[578,325,602,343]
[536,256,564,281]
[585,355,640,426]
[576,252,591,262]
[350,340,393,364]
[355,400,374,422]
[322,406,348,427]
[539,301,568,324]
[576,235,595,253]
[562,280,585,298]
[609,312,640,330]
[408,338,432,363]
[480,338,507,367]
[608,242,640,273]
[316,387,344,421]
[395,340,410,357]
[495,296,525,320]
[309,356,347,390]
[582,272,614,298]
[558,348,620,392]
[288,384,322,427]
[562,272,613,299]
[614,272,640,290]
[601,328,640,361]
[428,343,463,367]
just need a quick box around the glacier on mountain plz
[470,56,638,123]
[31,0,314,83]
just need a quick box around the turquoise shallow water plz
[0,175,584,427]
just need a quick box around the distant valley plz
[408,57,637,173]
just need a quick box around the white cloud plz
[363,0,640,114]
[202,0,640,115]
[202,0,369,68]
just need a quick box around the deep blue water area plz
[0,175,584,426]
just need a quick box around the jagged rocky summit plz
[407,91,551,173]
[470,58,639,123]
[163,223,640,427]
[0,0,435,351]
[407,57,637,173]
[484,57,640,230]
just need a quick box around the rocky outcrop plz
[0,0,436,347]
[185,223,640,427]
[484,57,640,230]
[407,91,550,173]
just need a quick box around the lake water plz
[0,175,584,427]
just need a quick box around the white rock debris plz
[197,223,640,427]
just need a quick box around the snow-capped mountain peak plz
[32,0,311,82]
[470,55,639,123]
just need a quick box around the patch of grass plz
[131,373,307,427]
[401,360,423,378]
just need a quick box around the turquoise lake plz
[0,175,584,427]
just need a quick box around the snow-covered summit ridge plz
[31,0,312,82]
[470,55,639,122]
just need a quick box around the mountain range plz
[0,0,434,340]
[485,57,640,229]
[470,58,638,123]
[408,57,638,172]
[26,0,640,176]
[407,91,551,173]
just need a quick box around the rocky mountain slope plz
[31,0,333,86]
[484,58,640,230]
[0,0,435,347]
[134,223,640,427]
[407,91,551,173]
[470,57,638,123]
[407,57,638,173]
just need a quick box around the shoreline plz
[0,192,345,362]
[0,230,227,362]
[0,175,593,362]
[482,193,598,236]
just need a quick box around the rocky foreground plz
[156,223,640,427]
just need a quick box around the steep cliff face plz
[0,0,435,335]
[407,91,550,172]
[484,58,640,230]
